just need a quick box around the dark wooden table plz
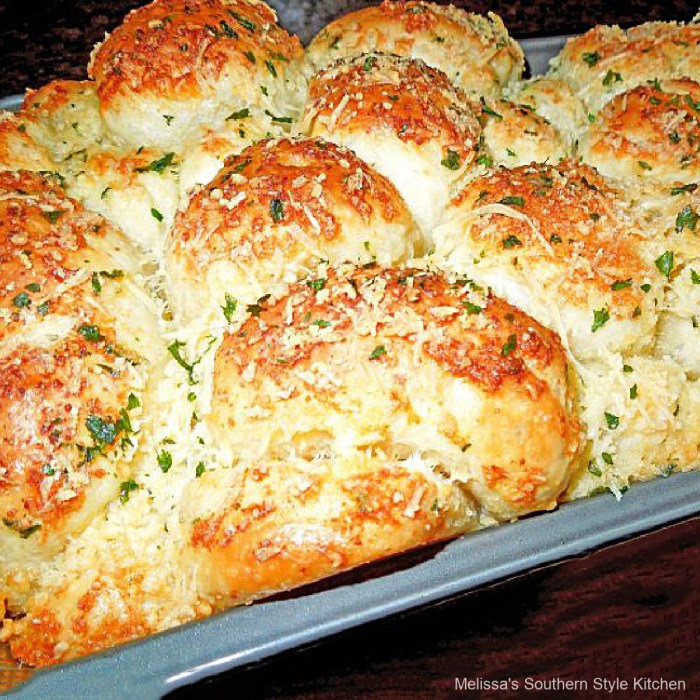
[2,2,700,698]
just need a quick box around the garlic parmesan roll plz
[204,265,581,522]
[89,0,306,150]
[306,1,523,98]
[300,53,480,237]
[0,112,54,173]
[0,171,162,570]
[165,137,420,329]
[580,78,700,185]
[552,21,700,113]
[435,162,663,361]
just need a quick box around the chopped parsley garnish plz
[243,50,256,63]
[195,461,206,477]
[101,186,111,199]
[506,148,517,157]
[306,278,326,292]
[119,479,139,504]
[480,97,502,120]
[602,70,622,86]
[638,161,652,171]
[611,278,632,290]
[135,152,175,173]
[270,198,284,222]
[502,235,522,249]
[623,364,633,373]
[127,393,140,410]
[42,210,63,223]
[168,340,199,383]
[86,414,118,448]
[364,55,377,72]
[630,383,638,399]
[25,282,40,292]
[670,183,697,195]
[37,301,50,316]
[640,283,651,293]
[685,94,700,111]
[369,344,387,360]
[476,154,493,167]
[661,464,676,478]
[604,412,620,430]
[550,234,562,244]
[219,20,238,39]
[691,269,700,284]
[587,113,596,123]
[222,293,237,322]
[591,307,610,332]
[77,324,104,342]
[588,462,602,477]
[312,319,332,328]
[150,207,164,222]
[582,51,600,66]
[601,452,614,465]
[264,109,293,123]
[501,334,517,357]
[655,250,674,277]
[12,292,30,308]
[499,195,524,207]
[42,464,55,476]
[441,150,461,170]
[265,59,277,77]
[462,301,482,315]
[163,114,174,125]
[233,158,251,173]
[92,272,102,294]
[229,10,256,31]
[157,450,173,473]
[226,108,251,120]
[675,205,698,232]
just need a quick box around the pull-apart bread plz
[1,0,699,669]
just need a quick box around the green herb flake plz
[135,152,175,174]
[270,198,284,222]
[611,278,632,290]
[591,307,610,332]
[462,301,482,315]
[499,195,525,207]
[195,461,206,477]
[369,344,387,360]
[226,108,250,120]
[312,319,332,328]
[243,50,256,63]
[480,97,502,120]
[363,55,377,72]
[157,450,173,473]
[588,462,602,477]
[638,161,652,171]
[77,324,104,342]
[630,383,638,399]
[476,154,493,167]
[604,412,620,430]
[91,272,102,294]
[86,414,118,447]
[127,393,140,410]
[670,183,697,195]
[12,292,31,308]
[640,283,652,293]
[119,479,139,504]
[582,51,600,67]
[501,333,517,357]
[655,250,674,277]
[37,301,50,316]
[263,109,293,123]
[306,278,326,292]
[601,452,614,465]
[675,205,698,232]
[163,114,175,125]
[623,364,634,373]
[222,293,237,322]
[502,235,522,249]
[42,210,63,223]
[150,207,164,222]
[25,282,40,293]
[691,269,700,284]
[602,70,622,86]
[229,10,256,31]
[265,59,277,77]
[441,149,461,170]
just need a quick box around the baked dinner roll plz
[165,137,420,329]
[0,112,54,173]
[567,355,700,499]
[434,161,663,362]
[299,52,480,237]
[0,171,162,571]
[181,452,477,607]
[89,0,306,150]
[306,1,523,98]
[19,81,104,164]
[580,78,700,185]
[478,97,567,168]
[509,76,587,151]
[63,144,181,258]
[552,21,700,113]
[205,265,582,524]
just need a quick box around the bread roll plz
[165,137,420,330]
[0,171,163,573]
[434,161,662,361]
[0,112,54,172]
[89,0,306,149]
[300,52,480,237]
[306,1,523,98]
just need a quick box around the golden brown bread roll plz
[299,52,480,237]
[580,78,700,185]
[434,161,663,362]
[88,0,306,149]
[0,112,55,173]
[306,1,523,98]
[165,136,421,330]
[0,171,163,575]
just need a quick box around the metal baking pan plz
[4,32,700,700]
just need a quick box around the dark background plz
[2,1,700,698]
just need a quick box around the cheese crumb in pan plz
[300,52,480,238]
[306,0,524,98]
[89,0,307,150]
